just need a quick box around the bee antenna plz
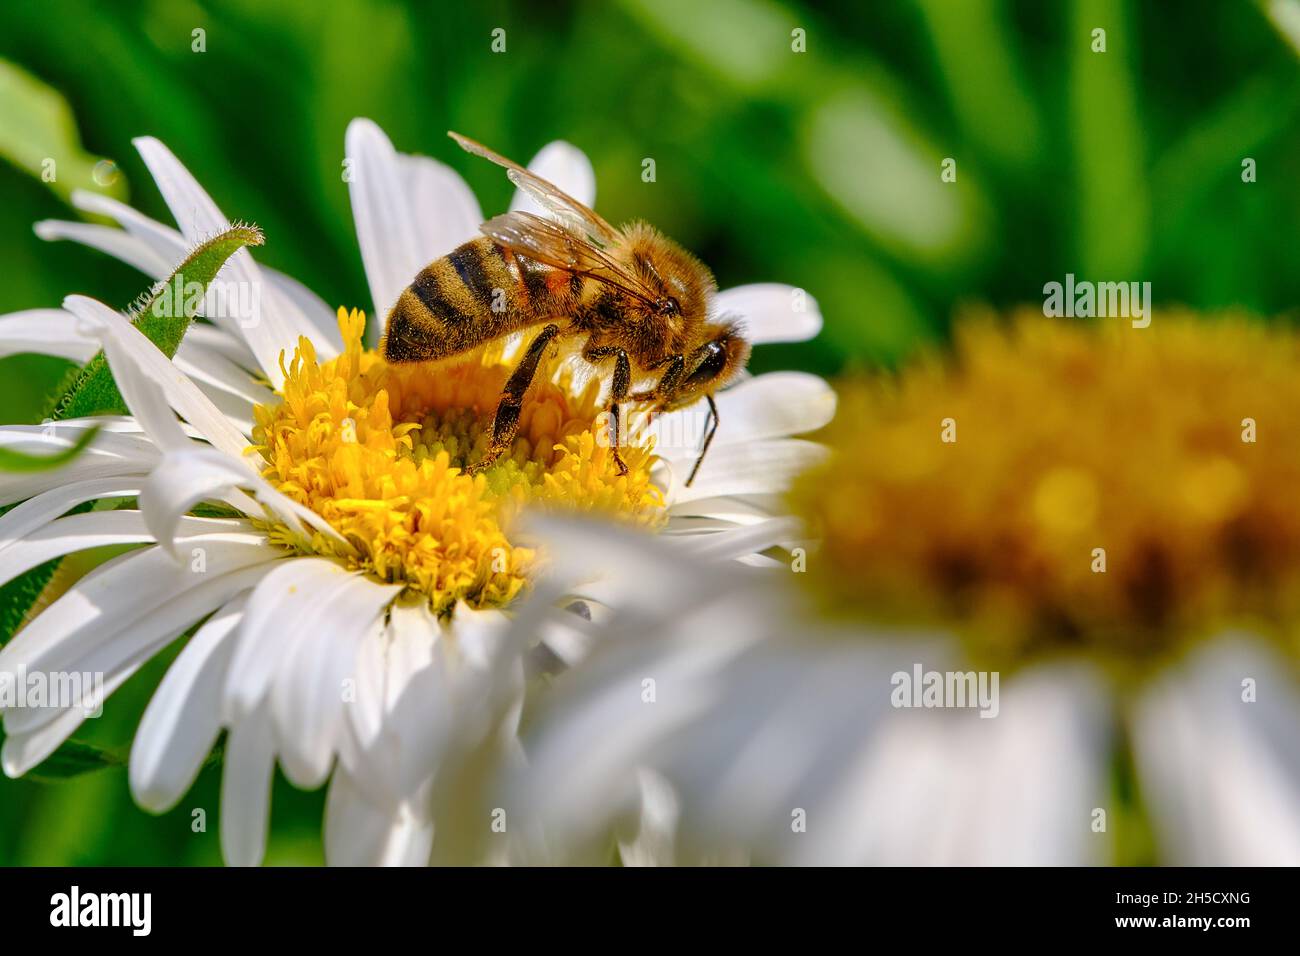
[685,394,720,487]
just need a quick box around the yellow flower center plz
[794,311,1300,668]
[251,308,663,614]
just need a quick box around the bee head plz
[663,319,751,411]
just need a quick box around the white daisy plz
[502,314,1300,866]
[0,119,830,864]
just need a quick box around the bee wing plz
[449,131,619,243]
[481,211,659,307]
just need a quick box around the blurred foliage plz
[1,0,1299,863]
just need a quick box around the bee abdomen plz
[384,238,537,363]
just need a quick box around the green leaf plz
[0,423,99,472]
[0,58,128,204]
[46,223,264,421]
[26,737,125,782]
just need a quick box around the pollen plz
[252,308,663,614]
[793,310,1300,668]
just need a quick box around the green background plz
[1,0,1299,864]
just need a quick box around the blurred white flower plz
[502,518,1300,865]
[504,315,1300,866]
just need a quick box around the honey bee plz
[381,131,751,485]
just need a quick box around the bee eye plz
[657,296,681,317]
[685,340,728,386]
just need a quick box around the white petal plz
[0,510,158,590]
[132,136,334,385]
[184,380,256,435]
[71,190,188,267]
[399,153,483,263]
[339,602,437,803]
[671,515,803,562]
[183,323,258,369]
[140,447,348,557]
[174,337,275,407]
[616,768,681,866]
[68,191,343,353]
[2,560,269,743]
[269,571,399,789]
[661,438,828,503]
[801,662,1109,865]
[97,332,191,453]
[1132,636,1300,865]
[1,556,275,776]
[0,477,139,547]
[508,140,596,214]
[63,295,252,460]
[0,308,98,362]
[260,272,342,352]
[0,523,271,678]
[0,420,157,456]
[714,283,822,345]
[665,493,785,523]
[34,219,172,277]
[347,119,440,329]
[646,373,833,476]
[223,558,398,722]
[0,454,152,508]
[130,594,248,812]
[324,767,434,866]
[220,701,276,866]
[2,681,129,776]
[359,602,516,805]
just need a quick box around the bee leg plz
[629,354,685,404]
[582,343,631,476]
[466,323,561,476]
[686,394,720,487]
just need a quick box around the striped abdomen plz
[382,237,585,363]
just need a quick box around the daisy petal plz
[339,602,437,805]
[509,140,597,214]
[0,524,270,678]
[221,701,276,866]
[71,190,188,266]
[223,558,398,722]
[64,295,254,461]
[714,283,822,345]
[3,560,269,742]
[324,767,434,866]
[649,372,836,462]
[183,323,258,369]
[270,571,400,789]
[399,153,483,265]
[130,594,248,812]
[1,556,274,776]
[174,337,276,407]
[346,119,436,329]
[0,510,159,590]
[661,437,828,502]
[132,136,333,385]
[34,219,172,277]
[673,515,803,561]
[140,447,349,557]
[1132,636,1300,865]
[0,308,98,362]
[0,476,140,547]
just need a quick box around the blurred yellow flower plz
[794,309,1300,667]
